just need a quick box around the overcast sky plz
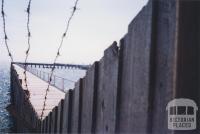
[0,0,148,65]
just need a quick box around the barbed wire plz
[23,0,32,99]
[25,0,32,64]
[1,0,14,62]
[40,0,80,120]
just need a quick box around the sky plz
[0,0,148,65]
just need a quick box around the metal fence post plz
[54,76,56,86]
[48,73,50,82]
[62,78,64,90]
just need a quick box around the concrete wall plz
[10,66,41,133]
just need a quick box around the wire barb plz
[40,0,80,120]
[1,0,14,62]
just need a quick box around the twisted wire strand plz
[23,0,32,98]
[1,0,14,62]
[25,0,32,64]
[40,0,80,119]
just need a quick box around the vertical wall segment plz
[71,79,83,133]
[62,89,73,133]
[174,1,200,134]
[81,62,98,133]
[116,1,154,133]
[150,0,178,133]
[95,42,119,133]
[56,99,64,133]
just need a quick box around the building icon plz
[166,98,198,130]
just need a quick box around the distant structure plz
[9,0,200,133]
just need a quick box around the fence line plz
[26,67,75,92]
[16,62,88,92]
[14,62,90,70]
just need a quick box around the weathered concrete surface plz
[71,80,83,133]
[95,42,119,133]
[116,0,200,133]
[116,1,154,133]
[81,62,98,133]
[62,89,73,133]
[150,0,178,133]
[173,1,200,134]
[56,99,64,133]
